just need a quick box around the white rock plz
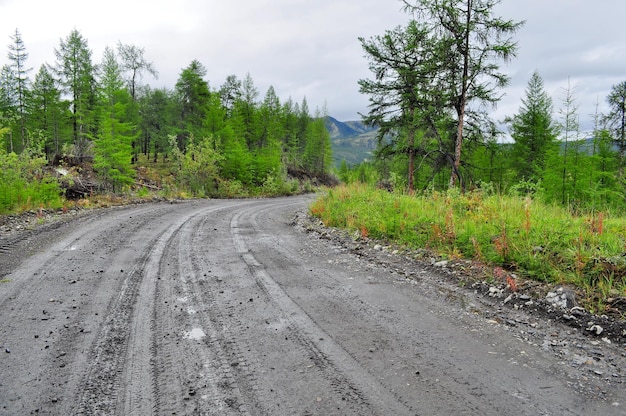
[586,324,603,335]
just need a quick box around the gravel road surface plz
[0,196,624,415]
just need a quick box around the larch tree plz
[557,78,581,204]
[52,29,98,161]
[28,65,66,157]
[138,87,176,161]
[0,64,17,152]
[254,86,284,181]
[7,29,31,148]
[116,42,158,102]
[219,74,242,117]
[402,0,523,188]
[303,107,333,177]
[507,71,558,182]
[606,81,626,177]
[175,59,211,149]
[94,46,136,191]
[358,20,440,191]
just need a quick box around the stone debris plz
[545,287,577,309]
[488,286,504,298]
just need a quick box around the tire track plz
[127,200,264,415]
[230,202,414,415]
[119,202,248,415]
[168,210,251,415]
[0,204,183,415]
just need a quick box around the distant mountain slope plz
[325,116,379,167]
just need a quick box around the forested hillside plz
[325,116,378,167]
[0,29,334,213]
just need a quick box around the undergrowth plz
[310,183,626,314]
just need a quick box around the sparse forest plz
[326,0,626,312]
[0,28,333,213]
[353,0,626,214]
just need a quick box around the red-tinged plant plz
[589,212,604,235]
[506,275,518,292]
[523,197,532,234]
[493,224,509,261]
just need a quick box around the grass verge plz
[310,183,626,315]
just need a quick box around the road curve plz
[0,196,624,415]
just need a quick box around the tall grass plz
[310,183,626,312]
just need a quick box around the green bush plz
[0,149,63,214]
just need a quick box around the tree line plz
[0,28,332,197]
[355,0,626,212]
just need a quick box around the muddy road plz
[1,196,624,415]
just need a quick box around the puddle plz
[183,327,206,340]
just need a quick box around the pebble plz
[586,324,603,335]
[545,287,576,309]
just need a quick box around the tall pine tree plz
[507,71,559,183]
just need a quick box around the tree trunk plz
[449,109,464,188]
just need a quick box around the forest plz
[0,28,333,213]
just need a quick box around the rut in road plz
[126,198,412,415]
[230,204,414,415]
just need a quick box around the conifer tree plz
[138,87,176,161]
[28,65,67,158]
[94,46,135,191]
[303,108,333,176]
[7,29,31,148]
[253,86,284,181]
[402,0,523,188]
[507,71,559,182]
[606,81,626,177]
[116,42,158,101]
[0,64,17,152]
[175,60,211,149]
[52,29,98,161]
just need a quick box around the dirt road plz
[1,196,624,415]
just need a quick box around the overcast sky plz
[1,0,624,135]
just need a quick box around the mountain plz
[325,116,379,167]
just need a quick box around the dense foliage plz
[0,29,332,213]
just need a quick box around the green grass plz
[310,183,626,314]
